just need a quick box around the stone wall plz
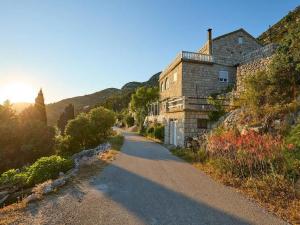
[236,57,272,95]
[184,111,210,138]
[182,61,236,97]
[159,62,183,101]
[210,29,262,66]
[235,44,277,95]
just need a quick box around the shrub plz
[26,155,73,186]
[207,130,283,177]
[0,169,28,187]
[147,127,155,137]
[125,115,135,127]
[154,125,164,140]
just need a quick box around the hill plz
[46,72,161,125]
[258,6,300,45]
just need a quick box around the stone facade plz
[182,62,236,97]
[236,43,277,95]
[148,28,276,147]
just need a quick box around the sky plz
[0,0,299,103]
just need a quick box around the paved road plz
[9,132,287,225]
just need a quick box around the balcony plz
[162,51,214,75]
[164,96,229,113]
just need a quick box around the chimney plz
[207,28,212,55]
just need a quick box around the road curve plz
[6,131,287,225]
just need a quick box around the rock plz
[59,172,64,177]
[23,193,39,204]
[296,179,300,199]
[42,184,53,194]
[52,178,66,188]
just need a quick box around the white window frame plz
[219,71,229,83]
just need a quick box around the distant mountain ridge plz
[46,72,161,125]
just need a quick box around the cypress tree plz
[34,89,47,125]
[57,104,75,134]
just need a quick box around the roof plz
[213,28,262,46]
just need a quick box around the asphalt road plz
[8,131,288,225]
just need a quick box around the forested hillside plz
[46,72,161,125]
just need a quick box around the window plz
[173,72,177,82]
[219,71,228,83]
[161,82,164,92]
[165,77,170,90]
[197,119,208,129]
[238,37,243,44]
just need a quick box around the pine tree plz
[34,89,47,125]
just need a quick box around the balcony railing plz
[162,51,213,75]
[164,96,229,113]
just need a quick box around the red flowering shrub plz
[207,130,283,177]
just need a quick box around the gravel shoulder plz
[0,131,288,225]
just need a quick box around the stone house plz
[147,28,276,146]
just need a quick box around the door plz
[173,120,177,146]
[169,120,177,146]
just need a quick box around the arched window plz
[161,82,164,92]
[165,78,169,90]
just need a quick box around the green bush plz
[154,125,164,140]
[125,115,135,127]
[26,155,73,185]
[0,169,28,187]
[147,127,155,137]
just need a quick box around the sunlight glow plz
[0,82,36,103]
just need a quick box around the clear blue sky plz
[0,0,299,103]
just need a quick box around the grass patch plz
[107,134,124,151]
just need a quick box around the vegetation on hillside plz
[46,72,161,125]
[258,6,300,45]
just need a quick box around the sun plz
[0,82,36,103]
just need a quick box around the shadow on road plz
[90,163,251,225]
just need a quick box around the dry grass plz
[193,162,300,224]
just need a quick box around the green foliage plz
[57,104,75,134]
[26,155,73,186]
[285,121,300,149]
[147,127,155,136]
[0,156,73,188]
[107,135,124,151]
[34,89,47,125]
[125,115,135,127]
[58,107,115,156]
[240,24,300,121]
[130,86,159,129]
[207,96,226,122]
[0,92,56,173]
[154,125,164,141]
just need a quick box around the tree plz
[130,86,159,129]
[35,89,47,125]
[65,113,92,150]
[57,104,75,134]
[89,107,115,143]
[0,101,20,172]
